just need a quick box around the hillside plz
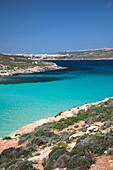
[5,48,113,60]
[0,97,113,170]
[55,48,113,60]
[0,48,113,60]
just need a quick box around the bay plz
[0,60,113,137]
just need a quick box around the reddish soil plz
[90,155,113,170]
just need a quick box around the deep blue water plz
[0,60,113,137]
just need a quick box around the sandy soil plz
[90,155,113,170]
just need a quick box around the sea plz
[0,60,113,137]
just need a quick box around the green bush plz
[3,136,12,140]
[58,131,70,141]
[18,132,31,145]
[70,132,113,157]
[67,154,95,170]
[34,125,54,137]
[0,146,36,170]
[54,154,70,168]
[0,146,35,162]
[48,112,90,131]
[44,147,69,170]
[101,120,113,130]
[0,159,36,170]
[30,136,45,146]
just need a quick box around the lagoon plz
[0,60,113,137]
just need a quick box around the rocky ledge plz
[0,97,113,170]
[0,62,65,76]
[0,54,66,76]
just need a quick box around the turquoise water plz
[0,60,113,137]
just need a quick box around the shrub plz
[101,120,113,130]
[44,147,69,170]
[34,126,53,137]
[3,136,12,140]
[4,160,36,170]
[26,125,58,147]
[48,112,89,131]
[67,154,95,170]
[18,132,31,145]
[54,154,70,168]
[79,126,87,132]
[0,147,15,164]
[30,136,45,146]
[70,132,113,157]
[0,146,35,162]
[47,138,58,146]
[58,131,69,141]
[0,146,36,169]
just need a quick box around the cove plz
[0,60,113,137]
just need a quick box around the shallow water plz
[0,60,113,137]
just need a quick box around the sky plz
[0,0,113,54]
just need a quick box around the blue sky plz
[0,0,113,54]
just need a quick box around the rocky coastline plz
[1,48,113,76]
[8,97,111,138]
[0,62,65,76]
[1,97,113,170]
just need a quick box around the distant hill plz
[1,48,113,75]
[2,48,113,60]
[54,48,113,60]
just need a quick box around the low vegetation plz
[1,98,113,169]
[44,130,113,170]
[0,54,57,77]
[56,48,113,60]
[0,146,36,169]
[0,54,52,70]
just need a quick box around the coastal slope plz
[0,97,113,170]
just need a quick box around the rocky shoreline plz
[1,97,113,170]
[8,97,112,138]
[0,62,65,76]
